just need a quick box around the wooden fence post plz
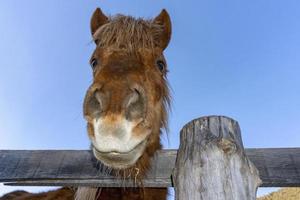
[173,116,262,200]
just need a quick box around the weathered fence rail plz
[1,148,300,187]
[1,116,300,199]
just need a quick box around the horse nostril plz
[95,90,104,109]
[125,89,139,108]
[84,90,103,119]
[125,87,145,121]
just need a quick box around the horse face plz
[83,8,171,170]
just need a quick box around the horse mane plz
[93,15,164,51]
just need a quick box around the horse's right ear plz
[90,8,108,39]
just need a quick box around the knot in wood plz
[218,138,237,154]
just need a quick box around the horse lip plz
[93,138,147,155]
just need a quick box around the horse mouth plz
[92,139,147,169]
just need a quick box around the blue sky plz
[1,0,300,198]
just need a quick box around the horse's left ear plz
[153,9,172,50]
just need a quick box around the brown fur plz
[76,188,167,200]
[1,7,171,200]
[0,188,74,200]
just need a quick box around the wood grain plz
[173,116,261,200]
[1,148,300,187]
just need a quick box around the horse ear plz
[90,8,108,38]
[153,9,172,50]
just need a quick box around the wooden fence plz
[1,116,300,199]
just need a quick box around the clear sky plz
[1,0,300,198]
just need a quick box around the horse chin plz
[92,139,148,169]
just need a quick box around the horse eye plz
[90,58,98,70]
[156,60,165,72]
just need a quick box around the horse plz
[0,7,172,200]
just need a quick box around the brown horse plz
[0,7,171,200]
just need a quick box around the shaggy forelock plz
[93,15,164,50]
